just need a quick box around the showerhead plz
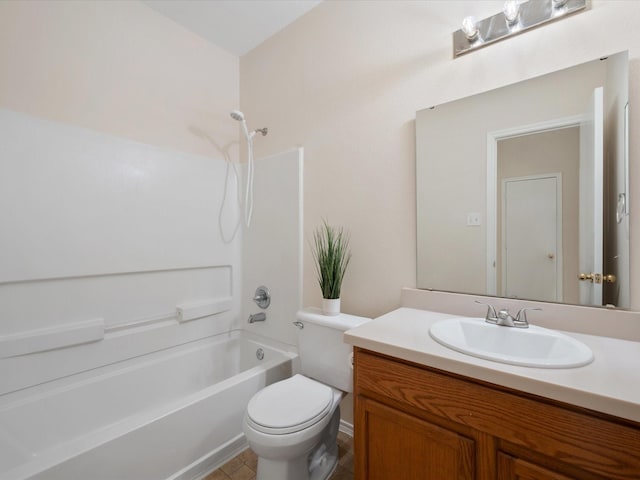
[230,110,267,140]
[230,110,251,140]
[230,110,245,122]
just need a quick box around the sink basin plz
[429,317,594,368]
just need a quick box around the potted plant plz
[311,220,352,316]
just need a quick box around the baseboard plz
[339,419,354,437]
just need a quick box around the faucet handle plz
[253,286,271,309]
[475,300,498,324]
[514,307,542,327]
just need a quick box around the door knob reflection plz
[578,273,616,284]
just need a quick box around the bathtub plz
[0,331,296,480]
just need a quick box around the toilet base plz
[256,455,311,480]
[254,407,341,480]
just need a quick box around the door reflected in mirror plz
[416,52,629,308]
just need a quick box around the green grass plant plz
[311,220,352,300]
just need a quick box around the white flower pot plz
[322,298,341,316]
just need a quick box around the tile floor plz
[204,431,354,480]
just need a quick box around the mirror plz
[416,52,629,308]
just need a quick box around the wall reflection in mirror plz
[416,52,629,308]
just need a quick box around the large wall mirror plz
[416,51,629,308]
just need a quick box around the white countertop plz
[344,307,640,423]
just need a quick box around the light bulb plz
[503,0,520,25]
[461,16,478,40]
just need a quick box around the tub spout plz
[248,312,266,323]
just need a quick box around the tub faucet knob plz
[253,286,271,309]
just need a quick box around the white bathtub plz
[0,331,296,480]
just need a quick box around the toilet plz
[242,308,369,480]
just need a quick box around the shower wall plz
[242,149,304,347]
[0,1,241,396]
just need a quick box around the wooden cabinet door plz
[498,452,577,480]
[356,396,475,480]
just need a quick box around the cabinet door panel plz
[357,396,474,480]
[355,349,640,479]
[498,452,576,480]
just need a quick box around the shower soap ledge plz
[176,297,233,322]
[0,318,105,358]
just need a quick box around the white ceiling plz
[144,0,322,57]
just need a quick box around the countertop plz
[344,307,640,423]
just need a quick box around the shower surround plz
[0,106,304,479]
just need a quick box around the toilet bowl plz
[243,374,343,480]
[242,308,369,480]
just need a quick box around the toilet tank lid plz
[297,308,370,331]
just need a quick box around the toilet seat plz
[246,375,334,435]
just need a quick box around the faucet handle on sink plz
[475,300,498,324]
[514,307,542,327]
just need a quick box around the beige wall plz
[4,1,637,319]
[0,0,239,160]
[241,0,640,317]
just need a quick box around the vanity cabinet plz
[358,397,475,479]
[353,348,640,480]
[497,453,575,480]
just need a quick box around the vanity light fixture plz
[503,1,520,25]
[453,0,587,57]
[461,16,479,40]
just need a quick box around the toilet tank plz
[296,308,370,392]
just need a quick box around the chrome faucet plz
[475,301,541,328]
[248,312,266,323]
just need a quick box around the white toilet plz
[242,308,369,480]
